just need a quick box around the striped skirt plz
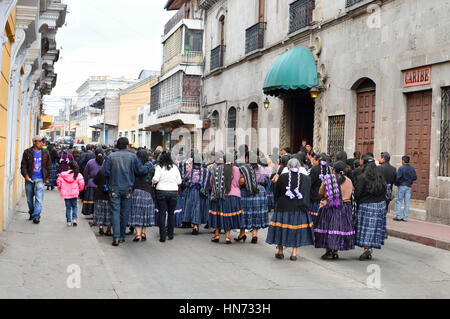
[129,189,156,227]
[93,200,112,226]
[81,187,96,215]
[266,210,315,248]
[264,178,275,208]
[309,202,320,227]
[183,187,208,225]
[314,202,355,251]
[355,201,387,249]
[239,186,269,230]
[209,195,242,231]
[49,163,58,186]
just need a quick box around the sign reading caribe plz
[403,66,431,88]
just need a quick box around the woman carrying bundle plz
[266,158,314,261]
[236,151,269,244]
[209,152,244,244]
[309,154,333,227]
[81,149,104,216]
[314,160,355,260]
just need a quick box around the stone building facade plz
[199,0,450,224]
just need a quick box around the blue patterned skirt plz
[309,202,320,227]
[183,186,208,225]
[129,189,156,227]
[81,187,96,215]
[49,163,58,186]
[355,201,387,249]
[93,200,112,226]
[314,202,355,251]
[266,210,315,248]
[239,186,269,229]
[264,178,275,208]
[209,195,242,231]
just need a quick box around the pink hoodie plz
[57,170,85,199]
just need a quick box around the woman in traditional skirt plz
[354,157,387,260]
[309,154,333,227]
[81,149,103,216]
[236,151,269,244]
[92,169,112,236]
[266,158,314,261]
[129,149,156,242]
[210,152,244,244]
[183,153,209,235]
[259,155,275,210]
[314,161,355,260]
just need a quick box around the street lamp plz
[264,97,270,110]
[310,86,320,99]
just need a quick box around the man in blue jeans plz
[102,137,151,246]
[394,155,417,222]
[20,136,52,223]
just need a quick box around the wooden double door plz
[356,90,376,155]
[405,90,432,200]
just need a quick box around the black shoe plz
[141,234,147,241]
[332,253,339,260]
[51,186,55,190]
[359,249,373,261]
[321,250,333,260]
[99,228,105,235]
[33,219,40,224]
[133,236,141,242]
[28,215,33,221]
[112,239,119,246]
[159,239,166,243]
[290,256,297,261]
[192,228,199,235]
[168,236,174,240]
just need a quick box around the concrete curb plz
[386,228,450,251]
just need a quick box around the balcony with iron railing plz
[157,96,200,118]
[245,22,266,54]
[161,51,203,75]
[210,45,225,71]
[289,0,315,34]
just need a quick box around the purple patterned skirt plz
[314,202,355,251]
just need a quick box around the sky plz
[43,0,174,115]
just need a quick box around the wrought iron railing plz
[346,0,364,7]
[245,22,266,54]
[289,0,315,34]
[210,45,225,70]
[157,97,200,118]
[440,87,450,177]
[328,115,345,160]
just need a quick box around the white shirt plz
[152,165,182,191]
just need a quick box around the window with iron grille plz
[346,0,364,8]
[328,115,345,159]
[150,83,160,112]
[138,114,144,124]
[440,87,450,177]
[210,45,225,70]
[289,0,315,34]
[185,29,203,53]
[245,22,266,54]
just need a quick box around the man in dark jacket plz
[378,152,397,238]
[102,137,151,246]
[20,136,52,223]
[394,155,417,222]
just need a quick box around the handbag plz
[385,184,394,202]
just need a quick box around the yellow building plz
[118,71,158,147]
[0,6,16,230]
[0,1,67,232]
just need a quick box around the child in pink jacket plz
[57,161,85,226]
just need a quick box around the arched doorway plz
[354,78,376,155]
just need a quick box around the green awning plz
[263,46,318,96]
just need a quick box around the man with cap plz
[20,136,52,223]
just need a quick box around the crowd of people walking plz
[20,135,418,261]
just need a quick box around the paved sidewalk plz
[386,213,450,251]
[0,191,118,298]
